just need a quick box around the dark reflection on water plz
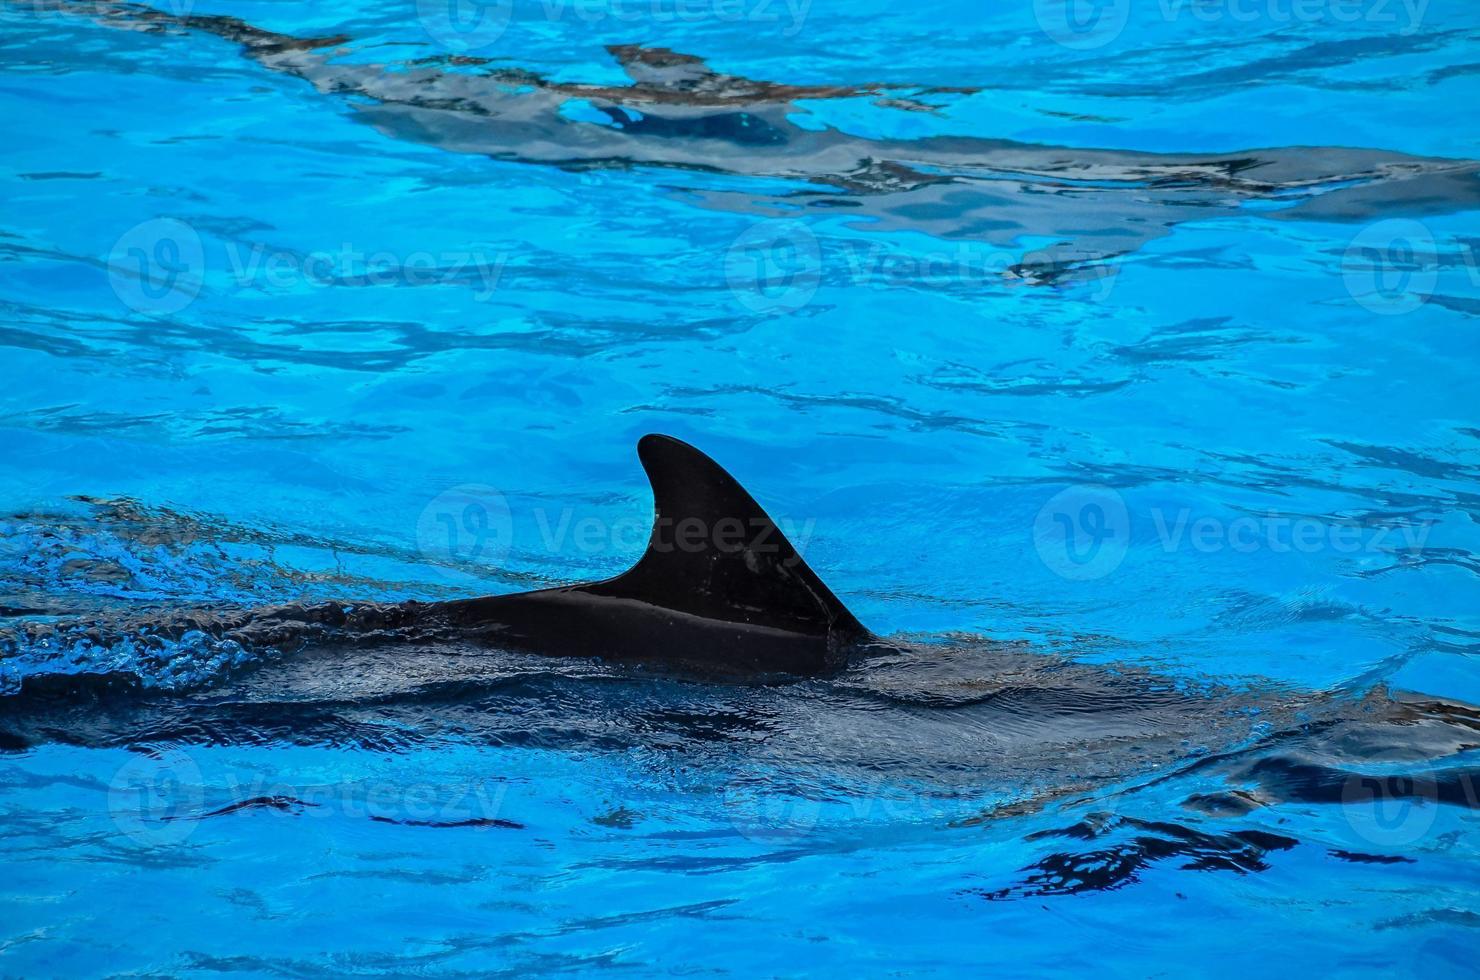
[19,0,1480,274]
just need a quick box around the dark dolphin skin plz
[19,0,1480,268]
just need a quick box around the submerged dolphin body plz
[22,0,1480,267]
[3,433,1480,868]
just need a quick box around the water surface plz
[1,0,1478,974]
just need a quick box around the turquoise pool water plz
[2,0,1479,974]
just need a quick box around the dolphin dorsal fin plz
[579,435,865,643]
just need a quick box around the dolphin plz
[5,434,869,684]
[18,0,1480,269]
[3,432,1479,879]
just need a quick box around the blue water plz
[3,0,1479,974]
